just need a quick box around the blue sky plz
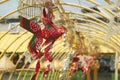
[0,0,18,15]
[0,0,116,16]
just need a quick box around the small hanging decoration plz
[69,50,95,77]
[79,55,95,74]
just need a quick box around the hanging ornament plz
[69,50,95,77]
[79,55,95,74]
[19,1,66,80]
